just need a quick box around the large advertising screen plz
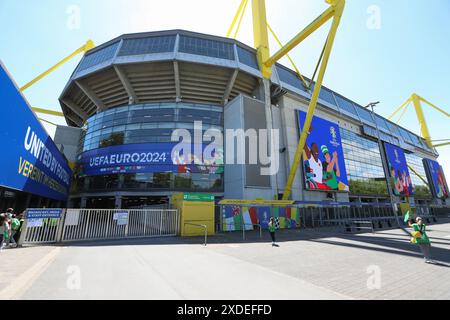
[297,111,349,192]
[424,159,449,199]
[0,62,71,201]
[384,143,414,197]
[79,143,224,176]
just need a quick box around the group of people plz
[0,208,25,251]
[390,165,413,197]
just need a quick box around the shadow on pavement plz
[28,219,450,265]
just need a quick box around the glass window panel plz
[335,95,358,115]
[355,105,375,123]
[237,46,259,69]
[77,42,119,72]
[276,65,306,91]
[374,115,390,131]
[118,35,176,56]
[179,36,235,60]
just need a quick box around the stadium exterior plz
[56,30,449,210]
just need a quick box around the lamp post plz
[364,102,400,224]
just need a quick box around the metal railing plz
[61,209,179,242]
[20,209,179,245]
[20,216,65,245]
[184,222,208,246]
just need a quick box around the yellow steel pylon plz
[228,0,346,200]
[19,40,95,124]
[389,93,450,149]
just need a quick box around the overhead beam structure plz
[389,93,450,148]
[20,40,95,92]
[228,0,346,200]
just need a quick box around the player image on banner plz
[384,143,414,197]
[297,111,349,192]
[425,159,449,199]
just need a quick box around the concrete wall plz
[224,95,278,201]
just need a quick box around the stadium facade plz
[56,30,449,209]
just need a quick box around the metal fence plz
[21,217,63,244]
[218,203,411,234]
[61,209,179,242]
[218,202,448,235]
[21,209,179,245]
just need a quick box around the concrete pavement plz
[1,220,449,300]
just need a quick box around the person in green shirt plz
[408,217,433,264]
[268,217,278,247]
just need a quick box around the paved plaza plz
[1,219,449,300]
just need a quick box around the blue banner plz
[297,111,349,192]
[384,143,414,197]
[425,159,449,199]
[79,143,224,176]
[26,209,62,219]
[0,62,71,201]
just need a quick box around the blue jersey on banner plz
[297,111,349,192]
[384,143,414,197]
[0,62,71,201]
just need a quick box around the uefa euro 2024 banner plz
[0,62,71,201]
[297,111,349,192]
[80,143,224,176]
[425,159,449,199]
[384,143,414,197]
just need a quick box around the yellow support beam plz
[433,142,450,148]
[20,40,95,92]
[420,96,450,117]
[267,23,309,89]
[264,4,336,69]
[233,0,249,39]
[282,0,346,200]
[32,107,64,117]
[407,164,429,187]
[227,0,248,38]
[388,97,411,121]
[391,93,449,149]
[396,102,410,124]
[252,0,272,79]
[411,93,433,148]
[38,118,58,127]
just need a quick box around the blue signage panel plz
[0,62,71,201]
[79,143,224,176]
[384,143,414,197]
[26,209,63,219]
[424,159,449,199]
[297,111,349,192]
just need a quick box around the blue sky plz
[0,0,449,178]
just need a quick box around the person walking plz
[13,212,25,244]
[409,217,433,264]
[0,214,11,251]
[9,215,21,248]
[268,217,279,247]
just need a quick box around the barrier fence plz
[20,209,179,245]
[219,202,445,235]
[19,202,447,245]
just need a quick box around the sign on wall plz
[424,159,449,199]
[384,143,414,197]
[79,143,224,176]
[297,111,349,192]
[26,209,63,219]
[0,62,71,201]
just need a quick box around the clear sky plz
[0,0,449,178]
